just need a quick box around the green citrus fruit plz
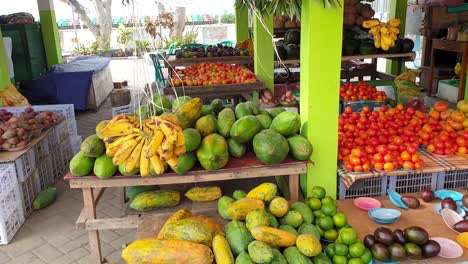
[334,242,349,256]
[316,225,325,236]
[310,186,326,199]
[333,255,348,264]
[333,213,347,228]
[348,257,365,264]
[321,195,336,205]
[318,216,334,231]
[306,197,322,211]
[325,243,335,258]
[324,229,338,241]
[340,228,358,245]
[360,248,372,263]
[349,242,366,258]
[321,203,337,217]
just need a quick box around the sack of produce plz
[393,70,422,105]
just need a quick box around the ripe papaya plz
[228,197,265,220]
[247,183,277,202]
[287,135,313,161]
[279,225,299,236]
[121,238,213,264]
[269,197,289,218]
[217,108,236,137]
[253,129,289,164]
[157,208,192,239]
[270,111,301,136]
[161,216,224,246]
[196,133,229,170]
[296,234,322,257]
[250,226,297,248]
[185,186,222,202]
[213,234,235,264]
[225,220,254,256]
[246,209,271,230]
[230,115,262,144]
[130,190,181,211]
[218,196,235,220]
[127,185,159,200]
[195,115,217,137]
[175,97,202,128]
[248,241,274,263]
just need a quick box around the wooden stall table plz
[338,189,468,263]
[65,152,309,264]
[164,55,252,68]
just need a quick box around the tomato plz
[414,161,424,170]
[383,162,395,171]
[393,136,403,145]
[458,146,468,154]
[354,165,364,172]
[373,153,384,163]
[376,145,389,155]
[400,151,411,161]
[349,156,361,165]
[456,137,466,147]
[388,144,399,152]
[402,161,415,170]
[365,146,375,155]
[406,145,417,155]
[362,163,370,171]
[434,141,445,150]
[383,154,394,163]
[444,148,453,155]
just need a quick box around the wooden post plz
[253,14,274,91]
[83,188,102,264]
[0,29,11,90]
[38,0,63,66]
[300,1,343,198]
[235,7,249,43]
[387,0,408,75]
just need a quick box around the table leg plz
[458,47,467,101]
[289,174,300,203]
[428,47,436,97]
[83,188,103,264]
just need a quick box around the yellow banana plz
[382,34,392,46]
[160,150,173,161]
[374,33,381,48]
[369,25,381,36]
[362,19,381,29]
[389,33,397,41]
[161,138,174,153]
[126,138,145,172]
[175,131,185,149]
[112,137,140,165]
[145,131,164,158]
[166,156,179,168]
[101,122,135,139]
[381,42,390,51]
[174,145,186,156]
[158,114,179,125]
[106,133,138,157]
[380,26,389,35]
[388,26,400,35]
[109,114,127,124]
[139,147,151,176]
[160,122,177,144]
[150,154,165,175]
[388,18,400,28]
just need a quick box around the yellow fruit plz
[106,134,138,157]
[150,154,166,175]
[388,18,401,28]
[112,138,139,165]
[296,234,322,257]
[139,147,151,176]
[362,19,380,28]
[101,120,135,139]
[145,131,164,158]
[269,197,289,218]
[126,139,145,172]
[212,234,235,264]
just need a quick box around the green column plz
[38,0,62,66]
[300,2,343,197]
[253,15,274,90]
[235,7,249,43]
[387,0,408,75]
[0,29,12,90]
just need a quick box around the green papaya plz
[81,134,105,157]
[183,128,202,152]
[253,129,289,164]
[228,138,247,158]
[236,251,256,264]
[290,202,314,224]
[226,220,254,256]
[288,135,313,161]
[93,155,117,179]
[270,111,301,136]
[235,102,252,119]
[230,115,261,144]
[33,187,57,209]
[201,105,214,116]
[245,101,260,115]
[246,209,271,230]
[279,225,299,236]
[195,115,217,137]
[196,134,229,170]
[248,241,273,263]
[270,248,288,264]
[127,185,160,200]
[298,223,321,240]
[283,246,313,264]
[69,151,95,176]
[169,152,196,174]
[217,108,236,137]
[210,99,224,114]
[233,190,247,200]
[256,114,272,130]
[258,109,271,117]
[218,196,235,220]
[130,190,181,211]
[269,108,285,118]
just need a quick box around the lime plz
[339,228,358,245]
[333,213,347,228]
[321,195,336,205]
[334,242,349,256]
[333,255,348,264]
[310,186,326,199]
[316,225,325,236]
[321,203,337,217]
[348,258,364,264]
[313,210,325,218]
[325,243,335,258]
[318,216,334,231]
[349,242,366,258]
[360,249,372,263]
[306,197,322,211]
[335,236,343,243]
[324,229,338,241]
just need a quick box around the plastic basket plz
[70,136,82,155]
[0,206,25,245]
[46,125,59,150]
[55,119,70,142]
[33,157,54,193]
[388,172,439,194]
[0,184,22,220]
[0,104,75,122]
[19,174,36,218]
[437,170,468,189]
[112,104,134,117]
[33,136,49,164]
[338,176,388,200]
[66,119,78,138]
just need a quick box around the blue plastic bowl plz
[369,208,402,221]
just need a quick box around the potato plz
[264,90,273,100]
[16,128,25,137]
[6,137,19,145]
[285,90,293,97]
[17,140,27,147]
[2,142,11,149]
[1,128,17,139]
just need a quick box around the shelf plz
[342,52,416,61]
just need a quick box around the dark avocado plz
[364,234,377,248]
[401,195,420,209]
[393,229,406,244]
[421,240,441,258]
[454,219,468,232]
[387,39,402,54]
[374,227,395,246]
[371,243,389,261]
[388,243,406,261]
[401,38,415,53]
[404,226,429,245]
[404,243,423,260]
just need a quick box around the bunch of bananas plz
[100,114,185,177]
[363,18,401,51]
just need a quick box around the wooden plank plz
[289,174,300,203]
[83,188,103,264]
[163,81,264,96]
[165,55,252,67]
[76,188,106,229]
[86,215,143,230]
[342,52,416,61]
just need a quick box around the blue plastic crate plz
[388,172,439,194]
[339,99,386,114]
[437,170,468,189]
[338,176,388,200]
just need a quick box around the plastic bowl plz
[434,204,466,217]
[430,237,463,258]
[353,197,382,211]
[369,208,401,222]
[435,189,463,201]
[441,208,464,234]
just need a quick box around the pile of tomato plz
[340,82,387,101]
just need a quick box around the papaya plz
[287,135,313,161]
[256,114,272,130]
[270,248,288,264]
[172,96,193,111]
[246,209,271,230]
[283,246,313,264]
[161,216,223,246]
[69,151,95,176]
[213,234,235,264]
[121,238,213,264]
[152,94,172,110]
[313,253,332,264]
[228,138,247,158]
[33,187,57,209]
[245,101,260,115]
[196,134,229,170]
[233,190,247,200]
[300,121,308,138]
[298,223,321,240]
[230,115,261,144]
[211,99,225,114]
[175,97,202,128]
[235,251,255,264]
[218,196,235,220]
[130,190,181,211]
[95,120,109,139]
[228,197,265,220]
[225,220,254,256]
[270,111,301,136]
[235,102,252,119]
[195,115,218,137]
[93,155,117,179]
[250,226,297,247]
[127,185,159,200]
[81,134,105,157]
[253,129,289,164]
[269,108,285,118]
[280,210,304,228]
[296,234,322,257]
[201,105,214,116]
[269,197,289,218]
[266,210,280,228]
[169,152,196,174]
[258,109,271,117]
[248,241,274,263]
[224,104,235,110]
[183,128,202,152]
[185,186,222,202]
[290,202,313,224]
[218,108,236,137]
[247,183,277,202]
[279,225,299,236]
[157,208,192,239]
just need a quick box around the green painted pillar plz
[387,0,408,75]
[38,0,62,66]
[253,15,274,91]
[300,2,343,198]
[0,30,12,90]
[235,7,249,43]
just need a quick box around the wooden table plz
[164,55,252,68]
[338,189,468,263]
[65,153,308,264]
[428,39,468,101]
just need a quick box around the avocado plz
[275,45,288,60]
[387,39,402,54]
[421,240,441,258]
[404,243,423,260]
[343,39,360,56]
[285,43,300,60]
[371,243,389,262]
[374,227,395,246]
[404,226,429,245]
[453,219,468,232]
[359,40,376,55]
[393,229,406,244]
[401,195,420,209]
[364,234,376,248]
[401,38,415,53]
[201,105,214,116]
[388,243,406,261]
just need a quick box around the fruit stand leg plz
[83,188,103,264]
[0,29,11,89]
[235,7,249,43]
[38,0,63,67]
[387,0,408,75]
[300,1,343,197]
[253,15,274,91]
[289,174,299,202]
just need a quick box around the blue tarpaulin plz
[25,56,111,110]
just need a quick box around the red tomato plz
[402,161,415,170]
[383,162,395,171]
[376,145,389,155]
[406,145,417,155]
[373,153,384,163]
[456,137,466,147]
[374,162,384,170]
[400,151,411,161]
[411,154,421,162]
[362,163,370,171]
[349,156,361,165]
[384,154,394,163]
[354,165,364,172]
[414,161,424,170]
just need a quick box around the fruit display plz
[0,107,61,151]
[363,226,440,261]
[170,62,257,87]
[279,90,298,106]
[343,0,376,27]
[363,18,401,51]
[258,89,278,107]
[275,29,300,60]
[340,82,387,101]
[175,44,249,59]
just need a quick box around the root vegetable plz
[1,128,17,139]
[2,142,11,149]
[6,137,19,145]
[17,141,27,147]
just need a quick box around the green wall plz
[0,30,12,90]
[253,15,274,90]
[39,10,62,66]
[235,7,249,43]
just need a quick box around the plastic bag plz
[0,84,30,106]
[393,69,423,105]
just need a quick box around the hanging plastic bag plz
[0,84,30,106]
[393,69,423,106]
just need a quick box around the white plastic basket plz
[339,176,388,200]
[0,206,25,245]
[66,119,78,138]
[0,165,17,202]
[46,125,59,150]
[33,136,50,164]
[33,157,54,193]
[112,104,134,117]
[70,136,82,155]
[19,174,36,218]
[437,170,468,189]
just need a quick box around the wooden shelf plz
[164,55,252,67]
